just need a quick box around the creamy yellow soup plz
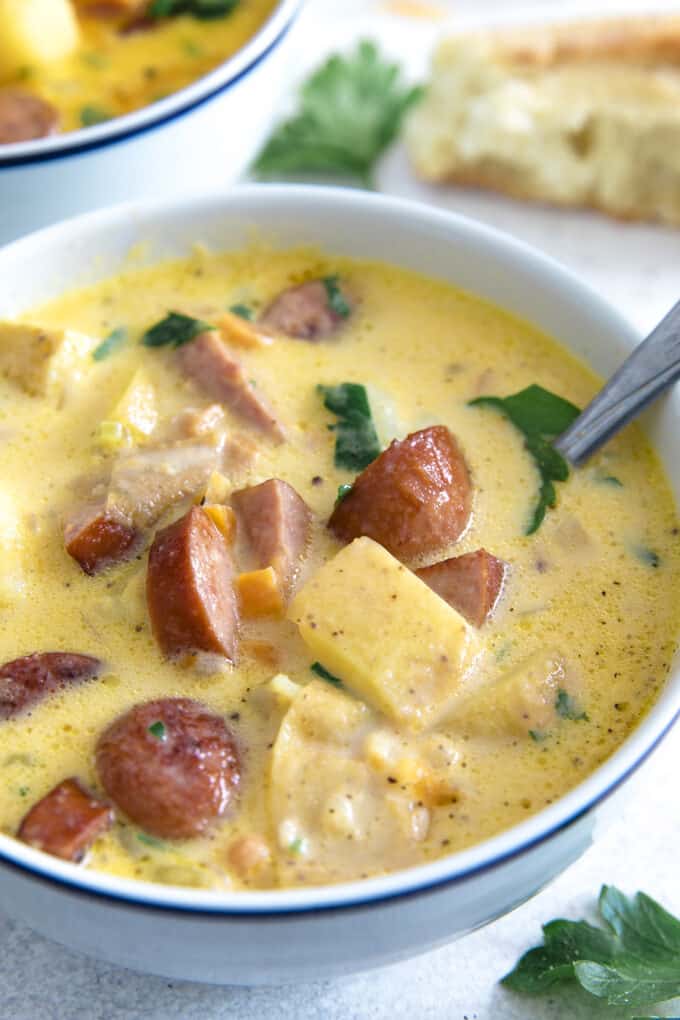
[0,246,678,891]
[1,1,276,136]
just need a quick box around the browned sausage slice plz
[259,279,353,341]
[0,89,59,145]
[417,549,507,627]
[0,653,102,720]
[329,426,472,563]
[231,479,312,598]
[146,506,239,661]
[64,501,140,575]
[18,778,113,862]
[96,698,240,839]
[178,331,284,442]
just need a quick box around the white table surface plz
[1,1,680,1017]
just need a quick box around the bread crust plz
[468,15,680,68]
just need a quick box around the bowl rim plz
[0,0,301,169]
[0,184,677,917]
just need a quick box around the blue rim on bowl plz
[0,0,302,169]
[0,186,677,919]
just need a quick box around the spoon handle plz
[554,299,680,466]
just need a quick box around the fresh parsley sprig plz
[252,41,423,188]
[503,885,680,1009]
[319,382,381,472]
[469,384,580,534]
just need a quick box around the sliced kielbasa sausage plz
[0,652,102,720]
[64,501,140,575]
[417,549,507,627]
[0,90,59,145]
[259,279,353,341]
[178,331,284,442]
[146,506,239,661]
[231,479,312,598]
[96,698,241,839]
[18,778,113,862]
[329,425,472,563]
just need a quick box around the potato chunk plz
[109,368,158,440]
[270,681,433,885]
[0,0,80,78]
[453,650,568,738]
[288,537,478,731]
[0,322,95,399]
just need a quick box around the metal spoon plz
[554,299,680,466]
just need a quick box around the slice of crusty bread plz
[404,16,680,226]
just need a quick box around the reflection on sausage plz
[146,506,239,662]
[18,777,113,862]
[0,652,102,720]
[96,698,241,839]
[329,426,472,563]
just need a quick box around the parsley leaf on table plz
[502,885,680,1009]
[469,384,580,534]
[252,41,423,188]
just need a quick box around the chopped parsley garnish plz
[322,276,351,319]
[92,326,128,362]
[502,885,680,1008]
[288,837,305,855]
[633,545,661,569]
[555,689,588,722]
[528,730,546,743]
[252,41,422,188]
[336,483,353,504]
[229,303,254,321]
[318,382,381,471]
[148,720,167,741]
[149,0,239,18]
[596,474,624,488]
[469,384,580,534]
[310,662,343,687]
[137,832,166,849]
[142,311,213,348]
[80,105,112,127]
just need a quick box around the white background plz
[1,2,679,1017]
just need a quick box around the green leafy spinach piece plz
[310,662,343,687]
[142,311,213,348]
[469,384,580,534]
[252,41,423,187]
[149,0,238,19]
[229,303,254,321]
[502,885,680,1009]
[92,326,128,362]
[555,689,589,722]
[319,382,381,472]
[322,276,352,319]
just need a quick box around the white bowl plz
[0,1,301,245]
[0,186,677,985]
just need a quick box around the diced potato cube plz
[288,537,478,731]
[237,567,285,618]
[0,322,96,398]
[202,469,230,505]
[110,368,157,440]
[0,0,80,77]
[204,505,236,544]
[453,650,567,738]
[218,311,273,349]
